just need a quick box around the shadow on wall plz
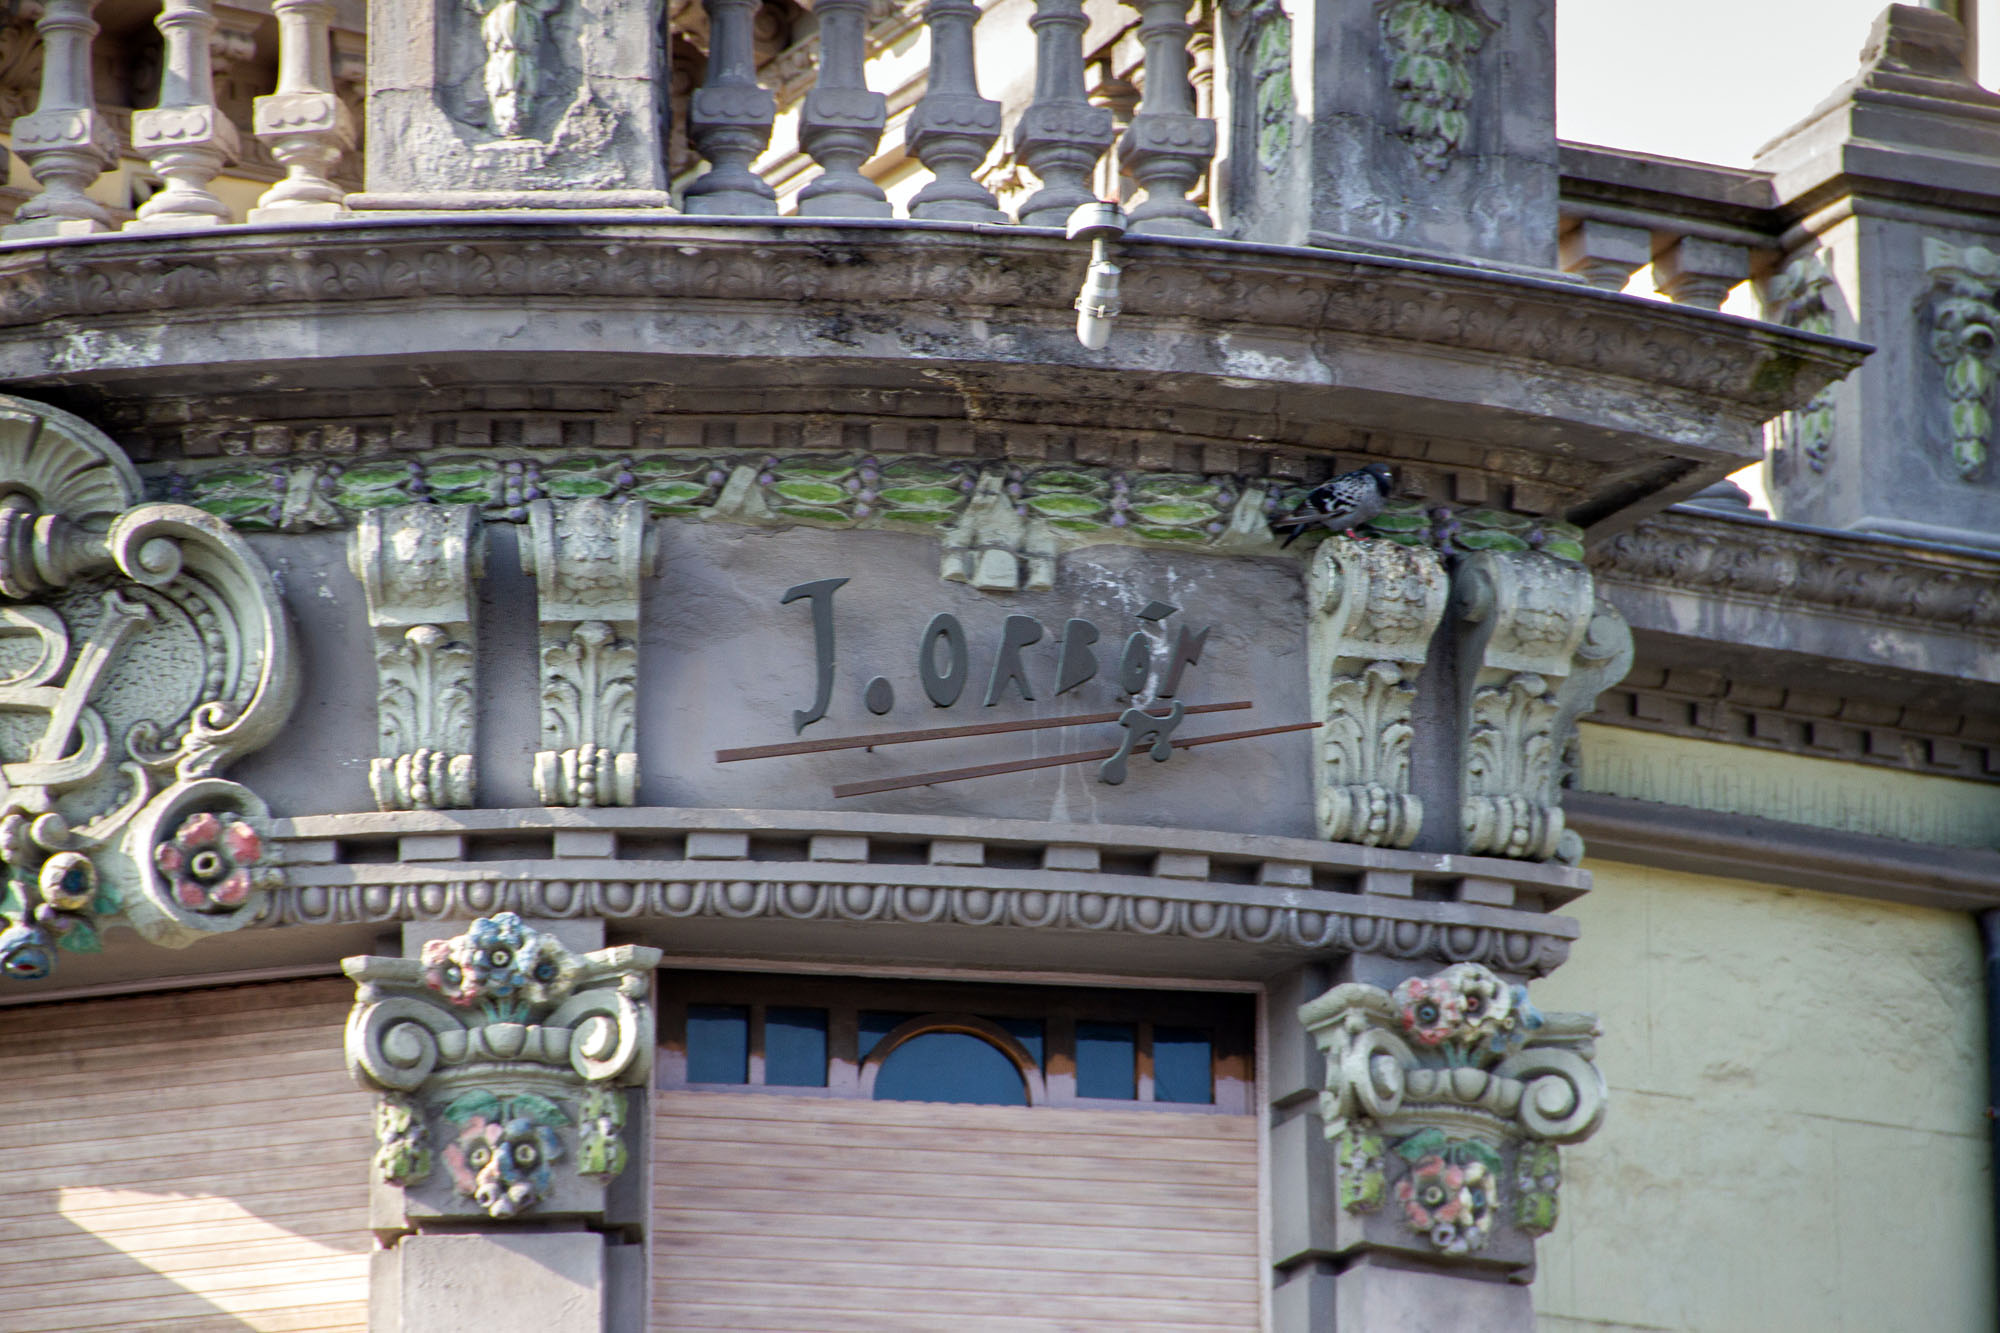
[1,978,374,1332]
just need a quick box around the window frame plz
[656,971,1253,1114]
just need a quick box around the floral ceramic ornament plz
[1391,961,1540,1062]
[1392,1129,1503,1255]
[153,811,271,913]
[441,1089,568,1218]
[422,911,578,1011]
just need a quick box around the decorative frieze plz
[1454,550,1597,862]
[520,499,655,807]
[1300,961,1604,1258]
[1923,238,1999,480]
[345,913,660,1221]
[349,505,484,811]
[0,396,297,978]
[1306,537,1448,848]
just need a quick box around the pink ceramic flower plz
[154,811,265,912]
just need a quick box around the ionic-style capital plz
[1300,961,1604,1260]
[345,913,662,1222]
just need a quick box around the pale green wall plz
[1576,723,2000,849]
[1531,860,1995,1333]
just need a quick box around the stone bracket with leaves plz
[1453,549,1600,862]
[349,504,485,811]
[1300,961,1604,1261]
[0,395,297,979]
[1306,536,1447,848]
[1764,249,1839,478]
[520,498,657,807]
[345,912,661,1223]
[1925,237,2000,481]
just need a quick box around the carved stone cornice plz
[0,395,297,979]
[1301,961,1604,1264]
[345,914,661,1223]
[349,504,484,811]
[261,806,1589,978]
[1591,507,2000,644]
[1306,537,1448,848]
[0,221,1865,533]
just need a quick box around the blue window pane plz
[996,1017,1045,1070]
[1076,1021,1136,1100]
[1154,1026,1214,1104]
[874,1031,1027,1105]
[859,1011,915,1060]
[765,1007,829,1087]
[687,1005,749,1084]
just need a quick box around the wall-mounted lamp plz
[1067,200,1128,350]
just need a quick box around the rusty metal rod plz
[830,720,1322,798]
[717,700,1253,763]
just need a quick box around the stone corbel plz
[349,505,484,811]
[520,498,656,807]
[1300,962,1604,1262]
[1924,238,2000,480]
[1305,537,1448,848]
[345,913,662,1224]
[1453,550,1593,861]
[1548,597,1633,864]
[940,471,1057,591]
[0,396,297,977]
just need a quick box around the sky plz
[1557,0,1998,166]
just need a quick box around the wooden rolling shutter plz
[0,977,374,1333]
[653,1090,1262,1331]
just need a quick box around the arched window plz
[861,1015,1046,1106]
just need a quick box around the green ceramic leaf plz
[444,1090,504,1124]
[57,920,101,953]
[509,1092,570,1128]
[0,878,24,919]
[1133,476,1217,499]
[194,496,279,522]
[775,505,851,522]
[776,459,855,480]
[1458,508,1532,530]
[1027,469,1105,492]
[427,464,494,490]
[338,464,412,489]
[878,485,963,509]
[1133,501,1213,525]
[91,882,121,916]
[1541,538,1587,563]
[1394,1127,1449,1161]
[1025,494,1104,518]
[544,475,616,499]
[634,481,708,506]
[1134,525,1208,543]
[1454,530,1531,551]
[1360,512,1431,533]
[881,459,959,482]
[772,480,849,506]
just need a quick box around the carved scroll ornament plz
[0,397,296,978]
[1301,962,1604,1256]
[345,913,661,1220]
[521,498,656,807]
[1306,537,1447,848]
[350,505,484,811]
[1925,238,2000,480]
[1453,550,1595,862]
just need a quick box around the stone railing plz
[2,0,1216,237]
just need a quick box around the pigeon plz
[1272,464,1396,548]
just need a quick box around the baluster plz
[128,0,240,229]
[1116,0,1214,233]
[1015,0,1113,227]
[3,0,117,238]
[907,0,1003,221]
[250,0,354,221]
[684,0,778,215]
[798,0,890,216]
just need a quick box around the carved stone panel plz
[1305,537,1447,848]
[349,505,484,811]
[520,498,655,807]
[0,396,297,977]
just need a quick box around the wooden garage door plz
[0,977,374,1333]
[654,1091,1261,1331]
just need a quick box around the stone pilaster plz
[346,915,660,1332]
[1222,0,1556,266]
